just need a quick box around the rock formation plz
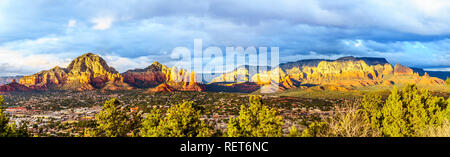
[122,61,205,91]
[18,53,131,91]
[19,66,68,89]
[210,56,446,92]
[3,53,446,93]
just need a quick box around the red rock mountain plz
[211,56,446,92]
[4,53,204,92]
[18,53,132,91]
[1,54,446,93]
[123,61,205,92]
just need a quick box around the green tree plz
[95,98,141,137]
[139,101,213,137]
[227,95,284,137]
[0,96,29,137]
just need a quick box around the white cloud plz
[91,16,114,30]
[67,19,76,27]
[1,0,450,75]
[354,40,363,48]
[424,67,450,71]
[0,49,71,76]
[411,0,450,16]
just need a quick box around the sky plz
[0,0,450,76]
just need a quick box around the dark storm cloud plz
[0,0,450,75]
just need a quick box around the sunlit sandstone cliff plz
[211,56,445,92]
[14,53,204,92]
[18,53,131,91]
[3,54,445,93]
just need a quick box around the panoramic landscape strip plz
[1,0,450,143]
[0,52,449,137]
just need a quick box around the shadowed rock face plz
[18,53,130,91]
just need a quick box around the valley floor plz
[1,86,448,137]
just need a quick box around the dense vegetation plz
[299,84,450,137]
[83,95,282,137]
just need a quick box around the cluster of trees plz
[84,95,284,137]
[0,96,29,137]
[299,84,450,137]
